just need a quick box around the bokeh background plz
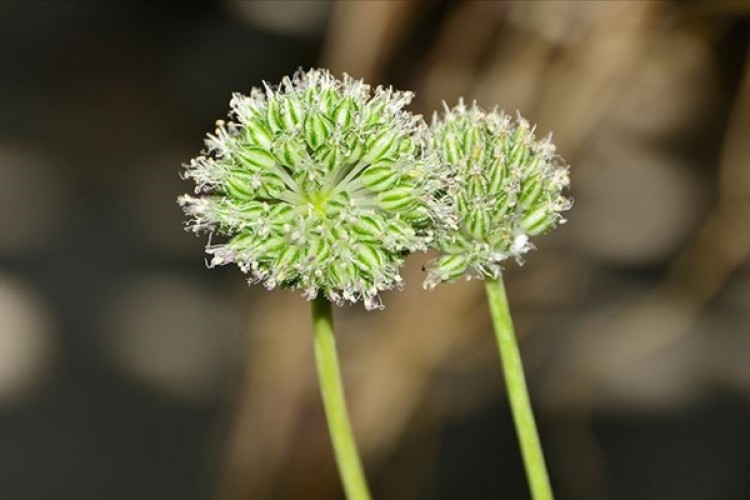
[1,1,749,499]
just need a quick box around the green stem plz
[485,276,553,500]
[311,297,372,500]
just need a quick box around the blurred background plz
[1,1,749,499]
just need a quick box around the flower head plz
[179,69,447,310]
[424,101,571,289]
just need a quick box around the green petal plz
[304,113,333,151]
[238,147,277,171]
[333,97,356,127]
[243,119,274,148]
[360,164,399,192]
[225,171,259,200]
[266,99,283,132]
[363,130,399,163]
[376,187,418,211]
[433,254,468,282]
[353,244,385,274]
[279,97,305,130]
[351,215,384,241]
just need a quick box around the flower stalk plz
[424,102,570,499]
[485,276,552,500]
[312,297,372,500]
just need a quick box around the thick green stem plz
[485,276,553,500]
[311,297,372,500]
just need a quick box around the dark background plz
[0,2,749,500]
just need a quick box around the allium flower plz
[424,101,572,289]
[179,69,447,310]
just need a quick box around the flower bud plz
[424,103,571,288]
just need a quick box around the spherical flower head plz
[179,69,448,310]
[424,101,572,289]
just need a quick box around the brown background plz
[0,1,749,499]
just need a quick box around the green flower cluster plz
[424,101,571,288]
[179,69,449,310]
[179,70,570,308]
